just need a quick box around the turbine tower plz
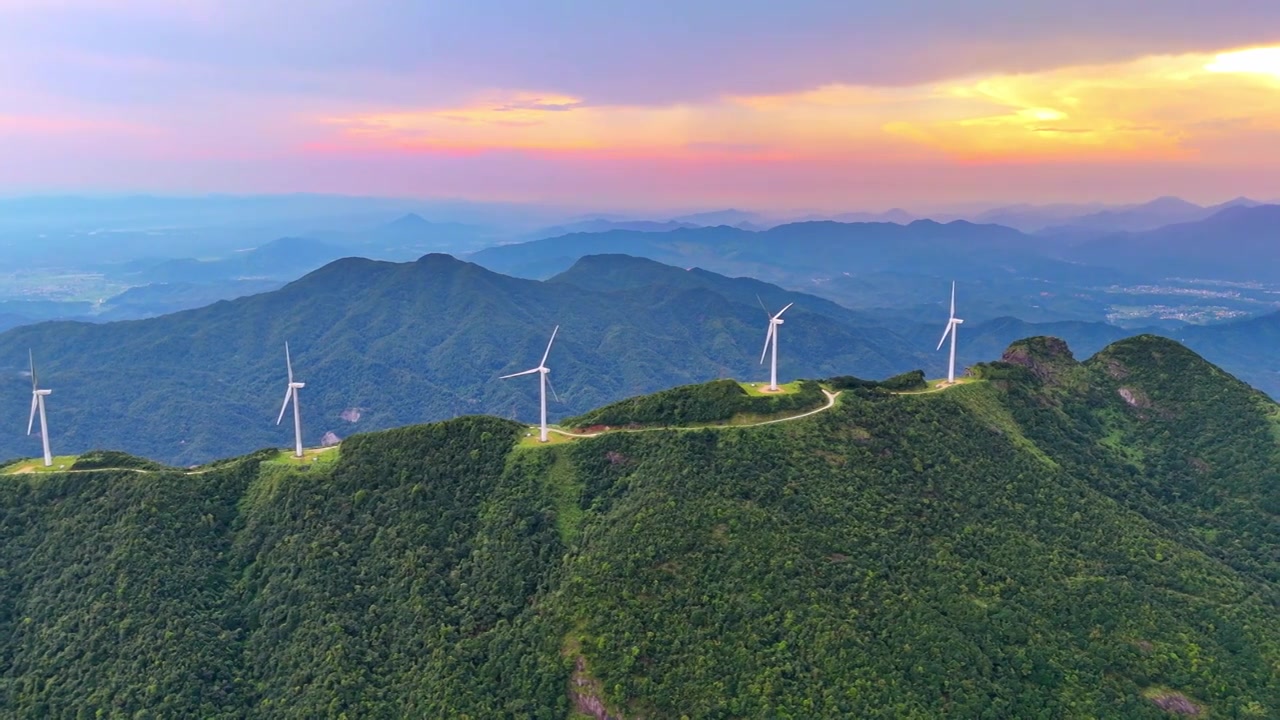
[276,342,305,457]
[936,281,964,384]
[759,301,794,391]
[501,326,559,442]
[26,351,53,467]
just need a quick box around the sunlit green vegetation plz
[0,335,1275,717]
[0,455,79,474]
[563,378,827,429]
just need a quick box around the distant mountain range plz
[471,204,1280,320]
[663,195,1267,235]
[1066,204,1280,280]
[0,254,927,465]
[6,249,1280,466]
[1035,195,1262,236]
[467,217,1144,324]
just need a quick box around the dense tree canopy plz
[0,335,1274,718]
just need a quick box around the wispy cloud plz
[314,44,1280,166]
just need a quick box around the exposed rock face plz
[340,408,362,423]
[321,431,342,447]
[1001,336,1079,384]
[1147,690,1202,716]
[1101,357,1130,380]
[1118,387,1151,408]
[571,657,623,720]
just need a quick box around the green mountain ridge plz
[0,334,1275,718]
[0,253,925,466]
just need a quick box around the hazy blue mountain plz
[361,213,496,255]
[968,201,1112,232]
[525,219,697,240]
[1040,196,1211,235]
[546,253,889,326]
[1178,310,1280,398]
[667,209,765,226]
[1066,204,1280,281]
[787,208,918,225]
[130,236,350,283]
[468,219,1142,326]
[0,301,95,334]
[1037,195,1259,238]
[96,280,284,320]
[471,219,1041,281]
[0,254,928,465]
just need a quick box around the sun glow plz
[1206,47,1280,79]
[315,44,1280,165]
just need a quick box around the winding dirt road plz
[543,389,842,440]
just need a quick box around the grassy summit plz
[0,336,1274,718]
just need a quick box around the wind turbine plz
[275,342,305,458]
[936,281,964,384]
[501,326,559,442]
[26,350,52,467]
[758,300,794,392]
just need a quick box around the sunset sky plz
[2,1,1279,211]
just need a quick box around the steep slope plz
[0,254,924,465]
[0,336,1275,718]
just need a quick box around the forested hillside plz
[0,253,922,465]
[0,335,1275,718]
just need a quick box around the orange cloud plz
[314,43,1280,166]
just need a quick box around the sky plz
[1,0,1279,212]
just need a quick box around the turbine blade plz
[27,394,37,435]
[756,294,769,315]
[539,325,559,368]
[285,341,294,383]
[936,321,953,351]
[760,323,775,364]
[774,302,794,319]
[950,281,956,318]
[276,386,293,425]
[28,350,36,390]
[546,374,561,403]
[500,367,541,379]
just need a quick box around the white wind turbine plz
[26,350,53,467]
[936,281,964,384]
[275,342,305,458]
[501,326,559,443]
[758,300,794,392]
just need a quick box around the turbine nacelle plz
[937,282,963,384]
[276,342,306,457]
[757,301,794,390]
[500,325,559,442]
[25,350,53,466]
